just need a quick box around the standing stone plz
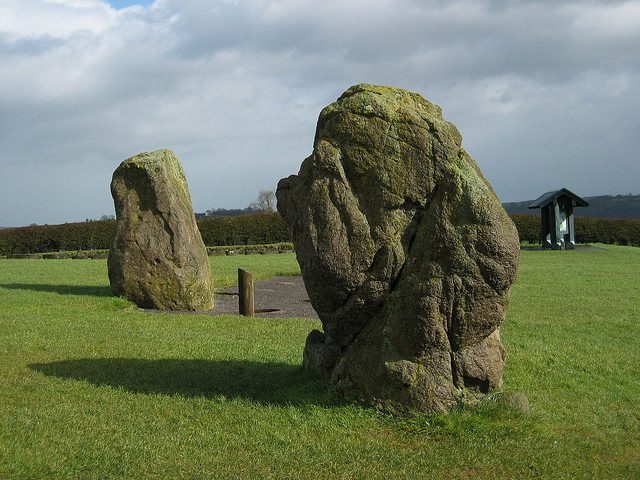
[277,84,520,414]
[108,149,214,311]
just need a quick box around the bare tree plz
[249,190,276,213]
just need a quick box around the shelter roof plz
[528,188,590,209]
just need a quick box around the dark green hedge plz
[574,216,640,246]
[2,212,638,256]
[196,213,289,247]
[509,214,640,247]
[0,220,116,255]
[0,213,291,256]
[509,214,541,244]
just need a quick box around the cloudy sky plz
[1,0,638,227]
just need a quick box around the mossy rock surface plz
[108,149,214,311]
[277,84,520,414]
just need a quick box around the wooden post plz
[238,268,254,317]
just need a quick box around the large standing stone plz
[277,84,520,414]
[108,149,214,311]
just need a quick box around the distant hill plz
[503,194,640,220]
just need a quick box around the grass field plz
[0,248,638,479]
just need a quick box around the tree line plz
[197,190,276,218]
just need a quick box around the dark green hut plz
[529,188,589,250]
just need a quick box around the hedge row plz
[509,215,541,244]
[2,212,639,256]
[510,214,640,247]
[0,220,116,256]
[196,213,289,247]
[0,213,290,256]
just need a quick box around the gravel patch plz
[145,276,318,319]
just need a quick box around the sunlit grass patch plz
[0,247,638,479]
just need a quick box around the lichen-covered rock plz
[277,84,520,414]
[108,149,214,311]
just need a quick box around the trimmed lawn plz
[0,248,638,479]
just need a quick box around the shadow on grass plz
[29,358,345,407]
[1,283,112,297]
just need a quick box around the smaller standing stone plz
[108,149,214,311]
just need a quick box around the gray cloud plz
[1,0,639,226]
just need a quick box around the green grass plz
[0,248,638,479]
[210,251,301,288]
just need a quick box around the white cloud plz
[1,0,639,225]
[570,1,640,39]
[0,0,116,38]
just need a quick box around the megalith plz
[277,84,520,414]
[108,149,214,311]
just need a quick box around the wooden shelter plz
[529,188,589,250]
